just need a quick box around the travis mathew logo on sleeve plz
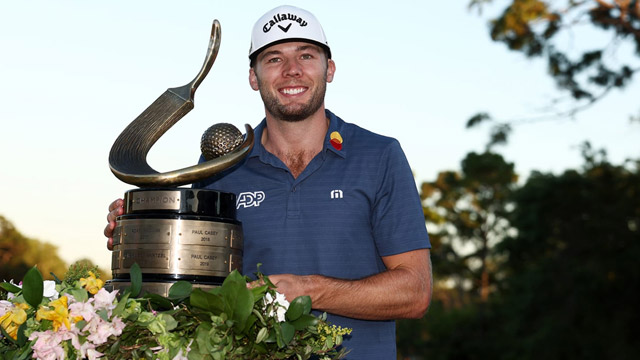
[263,13,308,33]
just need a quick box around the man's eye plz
[267,57,281,63]
[300,54,313,60]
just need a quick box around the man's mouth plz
[280,87,307,95]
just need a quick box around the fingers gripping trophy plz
[106,20,254,296]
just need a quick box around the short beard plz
[256,71,327,122]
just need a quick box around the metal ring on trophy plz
[108,19,254,188]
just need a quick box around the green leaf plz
[190,288,225,313]
[219,272,254,330]
[274,323,285,348]
[0,282,21,293]
[144,293,174,310]
[285,295,311,321]
[67,288,88,303]
[75,320,87,331]
[129,263,142,298]
[16,322,27,346]
[111,293,130,318]
[195,323,213,355]
[290,314,318,330]
[168,281,193,300]
[49,272,63,284]
[0,324,17,344]
[161,313,178,331]
[242,313,257,334]
[280,322,295,345]
[250,283,268,302]
[256,326,269,343]
[22,267,44,308]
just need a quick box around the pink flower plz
[69,300,96,322]
[86,348,104,360]
[78,340,104,360]
[85,316,124,345]
[92,288,117,313]
[29,329,74,360]
[0,300,12,316]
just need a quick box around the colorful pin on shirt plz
[330,131,343,151]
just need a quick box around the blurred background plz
[1,1,639,358]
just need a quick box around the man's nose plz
[283,59,302,77]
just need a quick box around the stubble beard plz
[257,71,327,123]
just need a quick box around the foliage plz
[0,216,68,282]
[0,264,351,360]
[466,0,640,146]
[490,145,640,359]
[420,151,518,302]
[398,148,640,359]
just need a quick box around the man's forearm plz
[271,249,432,320]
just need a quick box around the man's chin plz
[272,105,320,122]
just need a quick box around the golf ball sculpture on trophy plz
[106,20,254,296]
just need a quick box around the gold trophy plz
[106,20,254,296]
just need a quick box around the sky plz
[1,0,639,271]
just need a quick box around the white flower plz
[43,280,59,300]
[3,280,57,300]
[263,291,290,322]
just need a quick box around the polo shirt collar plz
[323,109,347,159]
[247,108,347,163]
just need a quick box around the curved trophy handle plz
[109,20,254,187]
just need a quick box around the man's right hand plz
[104,198,124,250]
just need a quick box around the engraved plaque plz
[122,221,172,244]
[130,190,181,211]
[122,249,170,269]
[178,248,228,272]
[179,222,237,246]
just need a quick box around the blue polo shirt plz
[195,109,430,359]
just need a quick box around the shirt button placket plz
[287,184,301,218]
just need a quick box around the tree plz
[421,151,518,302]
[398,147,640,359]
[489,144,640,359]
[467,0,640,146]
[0,215,68,281]
[398,151,518,359]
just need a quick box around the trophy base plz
[110,188,243,296]
[104,277,219,298]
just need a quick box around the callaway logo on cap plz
[249,5,331,61]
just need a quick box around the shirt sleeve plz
[371,140,431,256]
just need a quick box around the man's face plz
[249,42,335,122]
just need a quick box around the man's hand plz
[104,198,124,250]
[268,274,311,301]
[266,249,432,321]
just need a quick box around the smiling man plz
[106,5,432,359]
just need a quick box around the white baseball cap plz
[249,5,331,61]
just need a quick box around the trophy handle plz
[109,20,255,187]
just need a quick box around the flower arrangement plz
[0,263,351,360]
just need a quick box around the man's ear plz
[249,68,259,91]
[326,59,336,83]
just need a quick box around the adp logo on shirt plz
[237,191,265,208]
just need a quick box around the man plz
[105,5,431,359]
